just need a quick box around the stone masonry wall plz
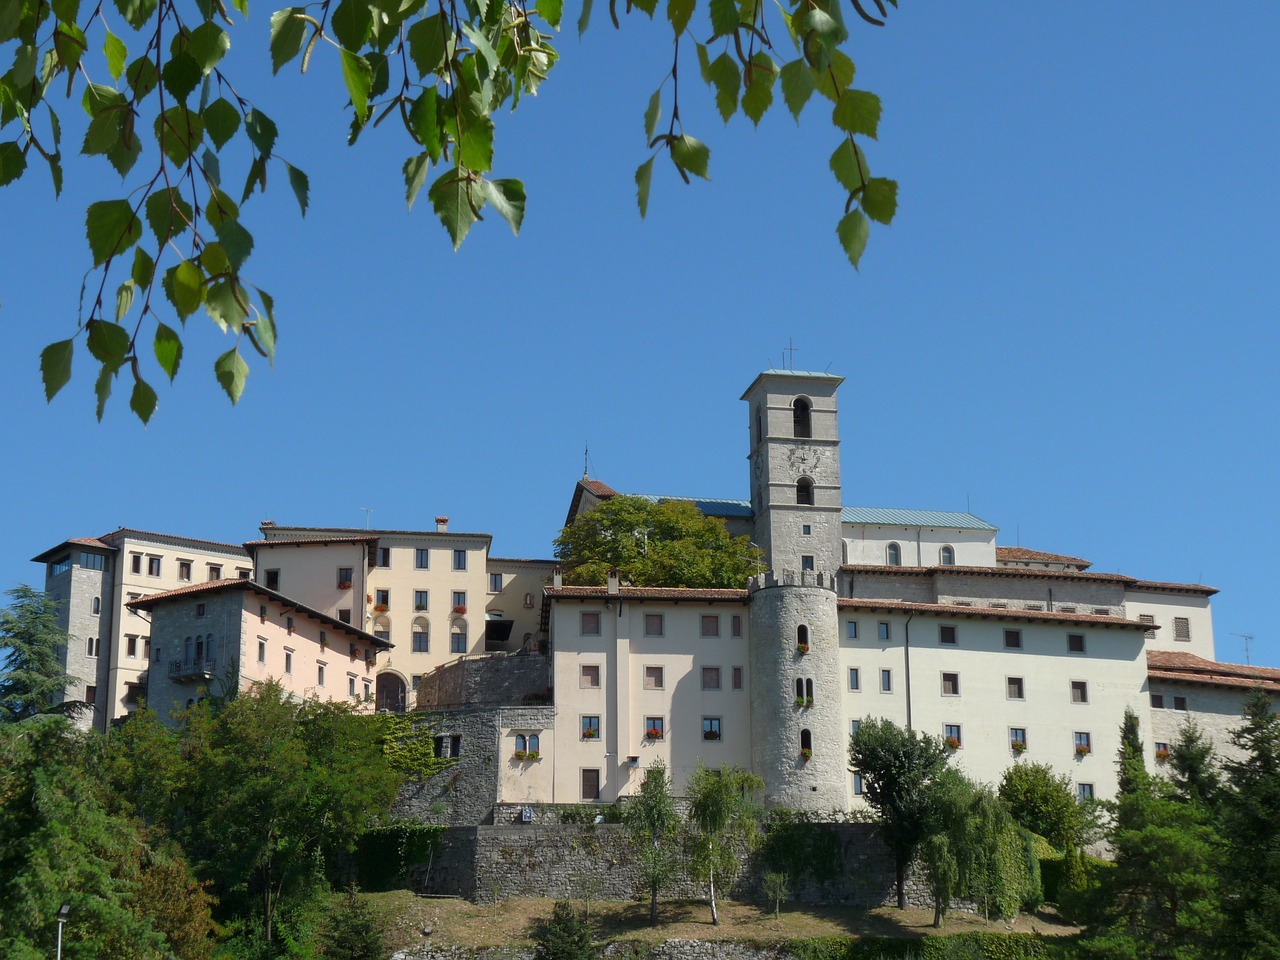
[418,653,551,710]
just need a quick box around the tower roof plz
[740,369,844,399]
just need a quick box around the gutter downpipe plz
[903,610,915,731]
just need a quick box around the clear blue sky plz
[1,6,1276,667]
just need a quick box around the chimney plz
[435,516,449,532]
[552,567,563,588]
[607,568,620,595]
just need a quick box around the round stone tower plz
[741,370,847,810]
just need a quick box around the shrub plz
[529,901,596,960]
[320,886,384,960]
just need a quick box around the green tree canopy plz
[1169,718,1222,810]
[0,585,81,723]
[555,495,761,588]
[998,761,1082,852]
[622,759,681,926]
[684,763,763,925]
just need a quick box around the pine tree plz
[0,586,81,723]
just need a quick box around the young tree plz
[848,717,950,910]
[684,764,763,925]
[622,759,681,926]
[998,762,1081,852]
[320,887,384,960]
[0,585,81,723]
[1169,718,1222,810]
[1116,706,1146,797]
[555,495,762,588]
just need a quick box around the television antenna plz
[360,507,373,529]
[1231,633,1254,665]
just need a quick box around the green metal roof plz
[637,495,996,531]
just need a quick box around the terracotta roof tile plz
[1128,579,1219,596]
[843,564,1216,595]
[996,546,1091,566]
[837,598,1155,630]
[1147,650,1280,691]
[244,536,378,548]
[98,527,249,555]
[547,586,748,602]
[261,525,490,541]
[581,479,619,497]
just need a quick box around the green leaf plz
[161,52,202,101]
[832,88,880,138]
[408,89,442,161]
[144,187,194,243]
[272,163,306,218]
[741,53,776,125]
[576,0,592,34]
[536,0,562,29]
[406,15,448,76]
[707,53,740,122]
[114,0,158,30]
[667,0,694,35]
[94,365,114,420]
[635,156,654,219]
[214,348,249,404]
[709,0,739,37]
[244,109,278,156]
[0,141,26,186]
[86,318,131,370]
[861,177,897,225]
[203,98,240,150]
[482,178,525,235]
[241,154,267,203]
[40,339,73,401]
[203,146,221,186]
[632,0,657,14]
[45,153,63,197]
[82,83,125,117]
[13,43,37,87]
[215,219,254,270]
[458,112,494,172]
[164,260,204,319]
[53,21,88,75]
[403,152,431,209]
[254,290,277,361]
[696,42,711,82]
[779,59,815,121]
[201,243,230,277]
[103,29,127,81]
[131,247,154,287]
[205,279,250,331]
[460,23,499,80]
[154,106,204,165]
[340,50,373,122]
[125,56,159,100]
[53,0,80,22]
[82,113,123,156]
[86,199,142,266]
[115,279,136,322]
[106,130,143,177]
[331,0,373,50]
[644,88,662,141]
[670,134,710,179]
[814,50,854,103]
[129,377,157,423]
[269,8,307,73]
[829,138,868,193]
[187,22,230,74]
[428,171,479,249]
[836,208,869,269]
[154,323,183,380]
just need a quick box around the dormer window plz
[792,398,811,439]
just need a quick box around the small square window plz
[700,615,720,638]
[338,567,354,589]
[317,663,326,687]
[1068,633,1086,653]
[1173,696,1187,711]
[1139,614,1156,639]
[1071,680,1089,704]
[414,590,429,611]
[412,631,429,652]
[363,679,372,699]
[644,613,664,637]
[1010,728,1027,751]
[1074,731,1092,755]
[348,676,357,698]
[452,591,466,610]
[1077,783,1095,801]
[208,564,222,581]
[878,622,891,641]
[1150,693,1165,709]
[339,609,352,624]
[1155,741,1170,754]
[126,635,138,658]
[939,625,957,645]
[580,664,601,688]
[490,573,503,592]
[802,524,812,535]
[850,719,861,736]
[1004,629,1022,649]
[453,549,467,571]
[128,593,140,615]
[195,602,206,617]
[377,547,391,567]
[880,669,892,692]
[644,717,665,740]
[580,612,601,636]
[147,556,162,577]
[258,639,267,663]
[375,589,390,608]
[944,723,962,747]
[265,569,280,591]
[801,555,815,571]
[450,629,467,654]
[178,560,192,581]
[847,621,859,640]
[581,716,600,740]
[702,717,721,741]
[284,650,294,674]
[941,672,960,696]
[1007,676,1025,700]
[415,548,430,569]
[731,615,743,638]
[848,668,860,691]
[286,616,295,634]
[644,665,664,690]
[411,674,422,691]
[701,666,721,690]
[732,665,743,690]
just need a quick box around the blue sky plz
[1,5,1277,667]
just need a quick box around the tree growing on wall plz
[622,759,681,926]
[684,763,763,925]
[0,585,82,723]
[555,495,762,589]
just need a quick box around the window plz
[1010,728,1028,751]
[258,639,267,663]
[490,573,503,592]
[880,669,892,692]
[1025,603,1043,611]
[849,668,860,691]
[940,545,955,565]
[1071,681,1089,704]
[581,716,600,739]
[126,635,138,658]
[195,602,206,617]
[1093,608,1110,616]
[363,679,372,700]
[1059,605,1076,613]
[450,628,467,653]
[1004,629,1022,649]
[800,728,813,753]
[700,615,720,638]
[580,612,601,636]
[451,591,466,610]
[802,524,811,535]
[453,549,467,571]
[131,553,142,574]
[143,636,151,659]
[701,666,721,690]
[1151,692,1165,708]
[851,719,861,736]
[259,604,267,622]
[284,649,294,674]
[338,609,351,623]
[265,569,280,590]
[85,685,97,708]
[939,625,957,645]
[375,589,390,608]
[285,616,294,634]
[732,665,744,690]
[412,629,429,652]
[337,567,354,588]
[847,621,859,640]
[415,548,430,569]
[91,596,101,616]
[886,543,901,566]
[1077,783,1095,801]
[878,621,891,641]
[523,593,535,609]
[991,602,1008,609]
[411,674,422,691]
[1068,633,1086,653]
[644,613,665,636]
[796,477,814,505]
[1174,617,1191,642]
[581,768,601,801]
[797,625,809,649]
[1074,731,1092,755]
[317,663,326,686]
[702,717,721,741]
[801,555,815,571]
[86,636,100,658]
[944,723,962,747]
[941,672,960,696]
[348,675,357,698]
[237,567,251,579]
[147,556,161,576]
[1173,696,1187,711]
[178,560,192,581]
[1139,614,1156,639]
[376,547,391,567]
[731,615,743,638]
[408,590,428,612]
[81,552,106,571]
[1155,741,1170,755]
[580,664,601,688]
[645,717,664,740]
[853,772,864,796]
[792,397,812,438]
[208,564,222,580]
[1007,676,1025,700]
[643,665,664,690]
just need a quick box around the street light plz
[56,903,71,960]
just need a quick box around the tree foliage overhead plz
[1,0,899,420]
[0,585,81,723]
[555,494,761,588]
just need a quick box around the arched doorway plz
[376,672,407,713]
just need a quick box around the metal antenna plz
[1231,633,1254,666]
[583,443,589,480]
[361,507,373,529]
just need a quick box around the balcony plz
[169,656,217,682]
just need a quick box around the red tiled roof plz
[261,525,490,541]
[547,585,748,602]
[581,479,619,498]
[996,546,1091,567]
[68,536,113,550]
[1128,579,1219,596]
[244,535,378,548]
[843,564,1217,595]
[98,527,249,555]
[31,537,116,562]
[838,598,1156,630]
[1147,650,1280,692]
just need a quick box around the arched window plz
[887,543,902,566]
[91,596,100,615]
[798,624,809,647]
[515,734,528,752]
[796,678,804,699]
[796,477,814,506]
[184,636,193,661]
[523,592,535,609]
[793,398,812,438]
[805,678,814,701]
[940,545,955,566]
[528,733,540,753]
[194,634,204,661]
[451,621,468,654]
[412,616,430,653]
[800,729,813,751]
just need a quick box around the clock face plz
[786,445,823,474]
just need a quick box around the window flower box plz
[805,696,814,708]
[796,643,810,655]
[945,736,961,751]
[514,750,540,762]
[581,728,599,740]
[415,604,428,611]
[1011,741,1027,755]
[1155,748,1171,763]
[645,728,664,740]
[702,730,720,741]
[453,605,467,615]
[337,581,352,590]
[373,603,389,613]
[794,697,806,708]
[1075,744,1092,757]
[800,748,812,761]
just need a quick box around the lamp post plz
[56,903,71,960]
